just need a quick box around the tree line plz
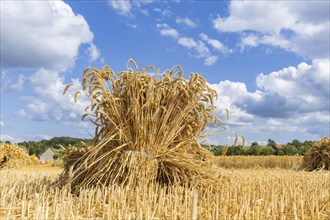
[204,139,314,156]
[1,137,314,158]
[15,137,91,158]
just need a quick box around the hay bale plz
[0,143,39,169]
[301,137,330,171]
[59,61,223,193]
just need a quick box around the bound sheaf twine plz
[58,60,223,193]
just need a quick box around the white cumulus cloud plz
[200,33,232,54]
[254,59,330,116]
[14,109,26,117]
[175,17,196,28]
[156,23,179,38]
[88,43,101,62]
[9,74,24,91]
[109,0,155,17]
[1,1,99,130]
[28,69,90,122]
[178,37,217,65]
[108,0,133,16]
[209,60,330,142]
[204,56,218,66]
[177,37,197,48]
[0,134,20,143]
[1,1,98,71]
[213,1,330,59]
[156,25,218,66]
[210,1,329,142]
[154,8,172,17]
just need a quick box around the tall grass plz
[1,168,329,219]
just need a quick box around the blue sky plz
[1,0,329,145]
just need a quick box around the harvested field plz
[0,167,329,219]
[217,156,303,169]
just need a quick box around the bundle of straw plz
[0,143,39,169]
[301,137,330,171]
[62,146,90,172]
[59,60,222,193]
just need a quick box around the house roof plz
[37,148,54,157]
[273,144,285,150]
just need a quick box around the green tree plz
[267,139,276,147]
[251,141,259,147]
[40,136,91,148]
[226,146,244,156]
[296,141,313,155]
[260,146,275,155]
[247,145,262,155]
[210,146,225,156]
[290,139,301,148]
[25,141,46,156]
[281,145,298,155]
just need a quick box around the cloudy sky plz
[1,0,329,145]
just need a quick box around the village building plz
[272,144,285,151]
[37,148,55,162]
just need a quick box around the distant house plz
[38,148,55,161]
[272,144,285,151]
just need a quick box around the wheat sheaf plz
[59,59,224,193]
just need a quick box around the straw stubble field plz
[1,164,329,219]
[1,62,330,219]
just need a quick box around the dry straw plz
[59,60,223,193]
[2,168,329,219]
[301,137,330,171]
[0,143,39,169]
